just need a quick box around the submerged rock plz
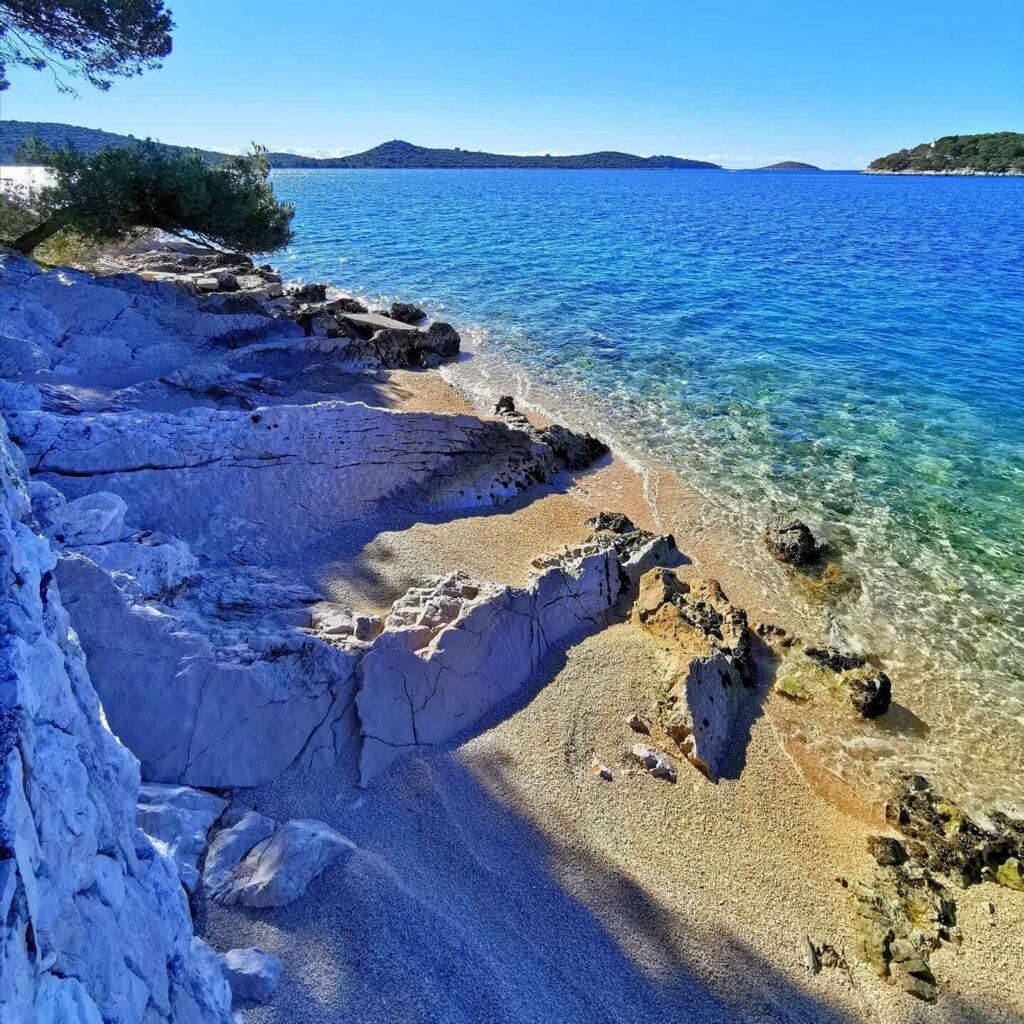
[763,514,823,566]
[804,646,892,718]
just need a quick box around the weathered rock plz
[1,249,299,387]
[389,301,426,324]
[867,835,906,867]
[632,569,754,780]
[136,784,229,892]
[311,603,383,643]
[215,820,356,908]
[494,395,516,415]
[804,646,892,718]
[324,296,368,315]
[541,424,609,470]
[848,667,892,718]
[586,511,637,534]
[0,418,232,1022]
[358,531,678,782]
[625,713,651,734]
[286,282,328,303]
[630,744,677,781]
[202,809,277,902]
[763,514,823,566]
[219,948,282,1004]
[36,491,130,547]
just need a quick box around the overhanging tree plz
[0,0,173,93]
[10,142,294,255]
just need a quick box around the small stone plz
[995,856,1024,892]
[495,395,516,414]
[625,713,651,734]
[220,948,282,1004]
[591,755,613,781]
[803,937,821,975]
[630,743,677,782]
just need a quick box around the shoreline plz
[4,238,1023,1022]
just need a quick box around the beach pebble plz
[630,743,677,782]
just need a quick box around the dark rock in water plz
[287,282,328,303]
[424,321,461,358]
[848,667,892,718]
[867,835,907,867]
[541,424,609,470]
[586,511,637,534]
[804,646,866,672]
[324,296,369,315]
[389,301,426,324]
[764,514,823,565]
[495,395,516,415]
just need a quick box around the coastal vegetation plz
[0,0,173,93]
[4,141,293,255]
[868,132,1024,175]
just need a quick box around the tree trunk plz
[11,213,72,255]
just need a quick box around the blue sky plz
[2,0,1022,168]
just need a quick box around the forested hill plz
[1,122,721,170]
[867,133,1024,175]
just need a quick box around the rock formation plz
[0,420,232,1023]
[763,514,823,566]
[632,569,755,780]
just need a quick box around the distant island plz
[0,121,721,170]
[866,132,1024,176]
[746,161,821,171]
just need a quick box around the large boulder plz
[763,514,823,566]
[213,819,356,908]
[632,569,754,780]
[203,809,277,902]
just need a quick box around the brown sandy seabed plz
[203,367,1024,1024]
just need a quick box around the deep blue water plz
[271,168,1024,809]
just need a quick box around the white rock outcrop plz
[357,531,678,782]
[0,419,232,1023]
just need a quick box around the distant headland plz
[865,132,1024,176]
[0,121,721,170]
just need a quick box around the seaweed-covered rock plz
[763,514,823,566]
[848,667,892,718]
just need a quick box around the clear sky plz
[2,0,1022,168]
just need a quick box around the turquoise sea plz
[271,168,1024,814]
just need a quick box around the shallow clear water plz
[271,168,1024,813]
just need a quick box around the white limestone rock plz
[357,530,678,782]
[37,490,130,546]
[219,948,282,1004]
[0,249,299,387]
[203,810,277,902]
[215,819,356,908]
[8,400,557,566]
[137,784,229,892]
[0,417,232,1023]
[53,553,362,788]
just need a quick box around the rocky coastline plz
[2,239,1022,1023]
